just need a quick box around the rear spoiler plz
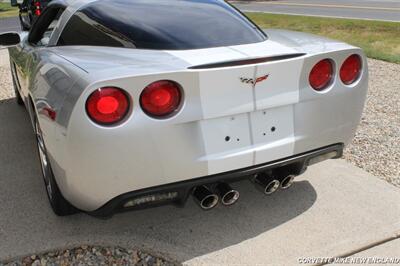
[188,53,305,69]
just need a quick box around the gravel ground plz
[343,59,400,187]
[0,246,177,266]
[0,63,13,103]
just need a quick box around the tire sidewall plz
[33,116,77,215]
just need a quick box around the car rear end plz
[45,0,367,215]
[50,38,367,215]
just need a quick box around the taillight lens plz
[34,1,41,16]
[309,59,333,91]
[140,80,182,118]
[86,87,130,125]
[340,54,362,85]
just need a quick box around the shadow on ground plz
[0,98,317,262]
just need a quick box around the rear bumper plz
[89,143,343,217]
[55,48,367,212]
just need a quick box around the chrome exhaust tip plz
[192,185,219,210]
[280,174,295,190]
[254,173,280,195]
[215,183,240,206]
[275,167,297,190]
[264,180,280,195]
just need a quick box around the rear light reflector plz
[123,192,178,208]
[309,59,334,91]
[42,107,56,121]
[140,80,182,118]
[86,87,130,125]
[340,54,362,85]
[34,1,41,16]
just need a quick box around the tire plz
[19,15,29,31]
[13,81,24,106]
[10,62,24,106]
[34,116,78,216]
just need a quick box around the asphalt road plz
[232,0,400,22]
[0,16,19,32]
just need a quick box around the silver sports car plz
[0,0,368,217]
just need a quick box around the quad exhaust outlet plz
[192,185,219,210]
[215,182,240,206]
[193,169,297,210]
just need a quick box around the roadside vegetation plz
[247,13,400,64]
[0,2,18,18]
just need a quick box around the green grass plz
[246,13,400,64]
[0,2,18,18]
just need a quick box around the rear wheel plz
[19,14,29,31]
[14,84,23,105]
[34,117,77,216]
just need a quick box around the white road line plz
[242,10,400,23]
[0,26,20,32]
[238,1,400,11]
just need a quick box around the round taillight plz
[340,54,362,85]
[140,80,182,118]
[86,87,130,125]
[309,59,333,91]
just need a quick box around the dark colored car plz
[11,0,51,30]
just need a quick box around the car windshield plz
[57,0,267,50]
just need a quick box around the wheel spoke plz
[36,134,45,152]
[35,120,52,198]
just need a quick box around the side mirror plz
[0,32,21,48]
[10,0,20,7]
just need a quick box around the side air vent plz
[188,53,306,69]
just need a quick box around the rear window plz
[57,0,266,50]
